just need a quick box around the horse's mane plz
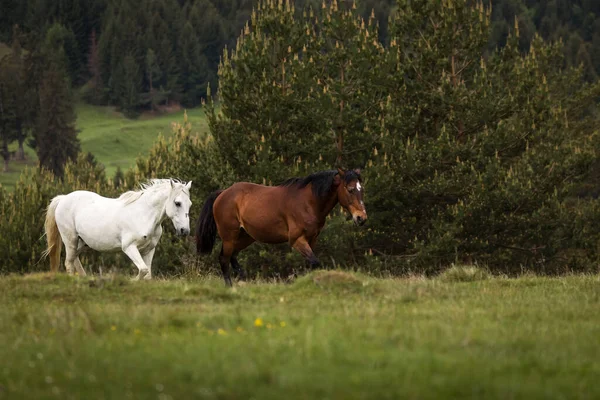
[278,170,361,198]
[118,179,189,205]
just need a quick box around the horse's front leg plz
[291,236,320,268]
[122,244,151,280]
[141,248,156,280]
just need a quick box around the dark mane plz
[278,169,361,198]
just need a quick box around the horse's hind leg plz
[219,242,234,287]
[63,241,78,275]
[231,231,255,281]
[73,239,87,276]
[73,258,86,276]
[231,256,245,281]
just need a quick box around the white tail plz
[42,195,65,272]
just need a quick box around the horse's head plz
[166,180,193,236]
[336,168,367,226]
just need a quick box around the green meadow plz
[0,104,209,190]
[1,268,599,399]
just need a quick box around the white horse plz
[43,179,192,280]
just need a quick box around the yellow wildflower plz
[280,321,286,328]
[217,328,227,336]
[110,326,117,331]
[254,318,264,327]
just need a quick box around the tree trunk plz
[2,138,9,173]
[16,137,25,160]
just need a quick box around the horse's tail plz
[196,190,223,254]
[42,195,65,272]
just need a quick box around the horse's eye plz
[348,187,355,194]
[175,201,181,207]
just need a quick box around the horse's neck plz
[131,189,169,226]
[313,187,339,220]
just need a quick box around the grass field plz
[1,268,599,399]
[0,104,209,191]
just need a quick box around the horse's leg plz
[122,244,150,280]
[63,241,78,275]
[219,242,234,287]
[231,231,255,281]
[141,248,156,280]
[230,256,245,281]
[304,234,321,271]
[74,239,87,276]
[56,227,78,274]
[73,258,86,276]
[291,236,320,268]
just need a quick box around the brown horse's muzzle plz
[352,212,367,226]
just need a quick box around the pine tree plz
[36,59,80,177]
[0,58,17,173]
[142,48,169,110]
[113,166,124,188]
[117,54,143,118]
[33,24,80,177]
[8,25,29,161]
[86,29,103,104]
[190,0,225,76]
[178,22,209,107]
[206,0,600,273]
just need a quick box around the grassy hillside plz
[0,104,209,190]
[1,269,599,399]
[76,104,209,177]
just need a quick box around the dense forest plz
[1,0,599,112]
[0,0,600,177]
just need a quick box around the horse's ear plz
[337,167,345,177]
[170,179,174,188]
[185,181,192,190]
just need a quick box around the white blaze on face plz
[356,182,362,192]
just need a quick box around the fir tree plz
[86,29,103,104]
[0,58,17,173]
[7,25,29,161]
[206,0,600,273]
[116,54,142,118]
[144,48,163,110]
[33,24,80,177]
[178,22,209,107]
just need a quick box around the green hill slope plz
[0,104,209,190]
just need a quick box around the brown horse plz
[195,168,367,286]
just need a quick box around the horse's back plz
[213,182,292,243]
[54,190,125,227]
[54,190,108,213]
[216,182,286,210]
